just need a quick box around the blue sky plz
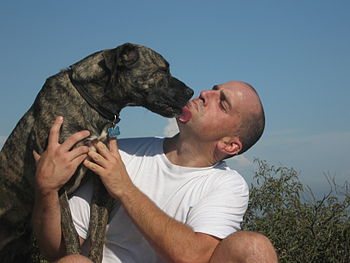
[1,0,349,196]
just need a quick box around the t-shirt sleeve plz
[185,173,249,239]
[68,180,93,240]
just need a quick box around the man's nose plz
[200,89,217,99]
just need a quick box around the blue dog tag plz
[108,125,120,138]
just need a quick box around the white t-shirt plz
[69,137,249,263]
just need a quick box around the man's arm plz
[119,182,220,263]
[32,116,89,260]
[84,140,220,263]
[32,186,65,260]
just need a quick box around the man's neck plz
[163,133,220,168]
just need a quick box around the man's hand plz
[83,139,136,199]
[34,116,90,194]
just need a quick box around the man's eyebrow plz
[222,90,232,110]
[212,85,233,110]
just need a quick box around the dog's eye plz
[150,70,166,80]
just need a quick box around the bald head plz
[238,82,265,154]
[220,81,265,155]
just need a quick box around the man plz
[33,81,278,262]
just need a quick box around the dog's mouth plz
[137,77,194,118]
[145,100,187,118]
[143,89,193,117]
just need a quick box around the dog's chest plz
[86,121,120,145]
[64,123,115,195]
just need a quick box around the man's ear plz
[217,137,242,156]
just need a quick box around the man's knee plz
[210,231,278,263]
[53,254,93,263]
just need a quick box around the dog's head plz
[103,43,194,117]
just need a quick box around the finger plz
[71,153,88,169]
[83,159,104,175]
[48,116,64,147]
[67,146,89,160]
[62,130,90,151]
[32,150,41,162]
[87,150,108,168]
[108,138,118,155]
[94,141,112,160]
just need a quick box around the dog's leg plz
[87,176,115,263]
[59,190,81,255]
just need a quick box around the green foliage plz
[242,160,350,263]
[31,237,48,263]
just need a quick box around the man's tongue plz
[178,106,192,122]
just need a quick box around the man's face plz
[178,81,248,141]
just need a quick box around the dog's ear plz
[104,43,139,71]
[118,43,139,68]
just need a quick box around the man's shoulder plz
[118,136,162,145]
[211,162,249,192]
[118,136,164,156]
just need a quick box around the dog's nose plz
[185,88,194,98]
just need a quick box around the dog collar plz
[68,69,121,126]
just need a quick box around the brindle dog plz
[0,43,193,263]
